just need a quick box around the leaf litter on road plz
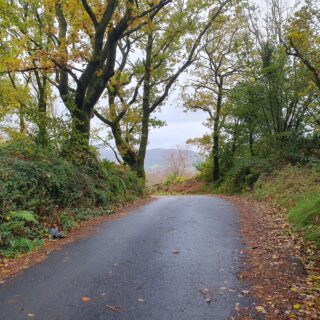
[106,305,122,313]
[198,287,213,303]
[222,196,320,320]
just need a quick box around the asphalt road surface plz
[0,196,250,320]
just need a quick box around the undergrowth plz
[253,164,320,246]
[0,141,143,258]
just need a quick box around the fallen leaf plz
[199,288,213,303]
[241,290,250,295]
[255,306,266,313]
[81,296,90,302]
[106,305,122,313]
[293,304,301,310]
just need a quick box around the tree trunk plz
[36,76,48,146]
[212,82,223,183]
[136,32,153,179]
[249,130,254,156]
[19,109,26,134]
[111,123,138,170]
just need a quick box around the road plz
[0,196,250,320]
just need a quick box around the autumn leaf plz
[255,305,266,313]
[81,296,90,302]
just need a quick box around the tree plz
[164,146,190,178]
[284,0,320,92]
[1,0,172,151]
[95,0,232,178]
[0,0,54,145]
[183,9,246,182]
[53,0,172,151]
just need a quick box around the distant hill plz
[99,148,202,171]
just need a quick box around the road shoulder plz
[223,195,320,320]
[0,197,156,283]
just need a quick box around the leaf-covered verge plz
[253,164,320,247]
[226,196,320,320]
[219,165,320,319]
[0,141,143,259]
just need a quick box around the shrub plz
[164,174,186,187]
[0,141,143,218]
[60,213,76,232]
[0,210,44,257]
[220,158,273,194]
[0,141,144,258]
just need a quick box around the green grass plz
[288,194,320,246]
[253,164,320,246]
[253,164,320,207]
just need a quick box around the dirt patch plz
[0,197,156,283]
[222,196,320,320]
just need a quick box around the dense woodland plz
[0,0,319,256]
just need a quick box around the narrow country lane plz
[0,196,250,320]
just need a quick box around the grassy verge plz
[253,164,320,246]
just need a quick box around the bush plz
[0,210,44,257]
[219,158,273,194]
[164,174,186,187]
[195,154,213,182]
[0,141,144,257]
[0,141,143,217]
[60,213,76,232]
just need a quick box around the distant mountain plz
[99,148,203,171]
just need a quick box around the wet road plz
[0,196,248,320]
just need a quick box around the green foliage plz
[195,154,213,182]
[60,213,76,232]
[0,141,143,217]
[73,208,110,222]
[253,165,320,246]
[8,210,38,224]
[164,174,187,187]
[218,158,273,194]
[254,164,320,206]
[0,141,143,258]
[288,194,320,246]
[0,210,44,258]
[288,194,320,228]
